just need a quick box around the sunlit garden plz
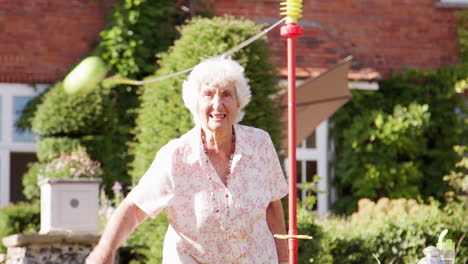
[0,1,467,263]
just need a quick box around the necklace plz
[201,128,236,185]
[201,128,236,219]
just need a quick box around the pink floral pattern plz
[127,124,288,264]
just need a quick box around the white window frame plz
[0,83,48,206]
[440,0,468,3]
[437,0,468,8]
[284,120,333,216]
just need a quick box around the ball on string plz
[63,56,108,95]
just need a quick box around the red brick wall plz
[207,0,461,78]
[0,0,114,83]
[0,0,462,83]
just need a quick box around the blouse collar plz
[187,124,254,165]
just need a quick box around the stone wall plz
[2,233,100,264]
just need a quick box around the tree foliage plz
[457,10,468,63]
[96,0,179,78]
[130,16,283,182]
[332,64,468,214]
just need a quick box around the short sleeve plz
[126,144,174,218]
[264,134,289,201]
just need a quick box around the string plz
[102,18,287,86]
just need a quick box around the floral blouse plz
[126,124,288,264]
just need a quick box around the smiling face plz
[197,81,239,133]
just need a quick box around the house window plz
[437,0,468,8]
[0,83,47,206]
[13,96,37,142]
[10,152,37,202]
[305,131,315,148]
[440,0,468,2]
[0,96,2,141]
[295,160,318,209]
[285,120,333,215]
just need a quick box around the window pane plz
[305,131,316,148]
[10,152,38,202]
[306,161,317,182]
[13,96,37,142]
[440,0,468,2]
[0,96,2,141]
[296,189,303,201]
[296,161,302,184]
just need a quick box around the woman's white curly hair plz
[182,56,251,125]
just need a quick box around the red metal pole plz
[280,23,303,264]
[287,35,298,264]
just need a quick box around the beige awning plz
[281,56,352,148]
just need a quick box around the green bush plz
[457,10,468,63]
[91,0,182,194]
[123,212,169,264]
[37,137,86,162]
[31,82,106,136]
[130,15,283,181]
[15,86,47,132]
[297,208,332,264]
[22,162,45,200]
[0,202,40,253]
[96,0,180,78]
[297,198,467,264]
[332,64,468,213]
[92,0,182,193]
[28,86,135,194]
[443,145,468,207]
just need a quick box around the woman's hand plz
[266,200,289,263]
[85,248,115,264]
[85,199,148,264]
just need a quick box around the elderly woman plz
[86,57,289,264]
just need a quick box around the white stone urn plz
[39,178,102,234]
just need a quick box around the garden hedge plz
[298,198,467,264]
[31,83,106,137]
[0,202,40,253]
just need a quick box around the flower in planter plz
[39,148,103,180]
[111,181,123,204]
[98,181,125,226]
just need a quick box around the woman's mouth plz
[209,114,227,119]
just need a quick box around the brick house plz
[0,0,465,213]
[0,0,112,206]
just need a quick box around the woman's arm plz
[86,199,148,264]
[266,200,288,263]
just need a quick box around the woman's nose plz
[212,94,222,109]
